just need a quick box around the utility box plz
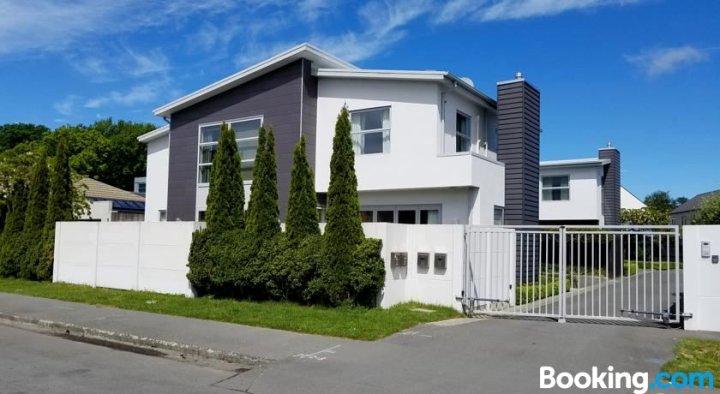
[417,252,429,269]
[391,252,407,268]
[434,253,447,270]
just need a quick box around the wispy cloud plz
[298,0,337,21]
[54,95,81,116]
[67,47,170,81]
[626,46,708,77]
[435,0,643,24]
[84,79,172,109]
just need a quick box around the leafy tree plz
[644,191,676,213]
[0,123,50,151]
[19,149,49,279]
[37,133,74,280]
[693,194,720,224]
[286,135,319,242]
[621,208,669,225]
[246,127,280,240]
[0,180,28,277]
[205,123,245,232]
[323,106,364,304]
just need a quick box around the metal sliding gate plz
[462,225,682,324]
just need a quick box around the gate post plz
[558,226,567,323]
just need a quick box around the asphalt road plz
[0,325,238,394]
[2,314,708,394]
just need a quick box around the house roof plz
[153,43,357,117]
[316,68,497,108]
[540,158,610,168]
[671,189,720,214]
[77,177,145,202]
[137,124,169,143]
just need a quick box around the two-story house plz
[138,44,541,226]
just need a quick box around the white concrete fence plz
[53,222,467,310]
[682,225,720,332]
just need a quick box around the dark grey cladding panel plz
[167,60,306,221]
[497,79,540,225]
[599,148,621,225]
[301,58,318,173]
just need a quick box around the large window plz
[198,117,262,184]
[456,112,471,152]
[350,107,390,154]
[542,176,570,201]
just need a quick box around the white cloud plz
[435,0,643,24]
[626,46,708,77]
[84,79,171,109]
[298,0,336,21]
[54,95,81,116]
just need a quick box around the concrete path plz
[2,292,718,393]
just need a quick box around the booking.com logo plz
[540,366,714,393]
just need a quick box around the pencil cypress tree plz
[246,127,280,240]
[245,126,266,229]
[37,133,73,280]
[0,180,28,277]
[19,149,49,279]
[323,106,364,303]
[286,134,319,242]
[205,122,245,232]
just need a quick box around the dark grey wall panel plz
[496,79,541,225]
[167,60,305,221]
[599,148,621,225]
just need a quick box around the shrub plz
[0,180,29,277]
[286,135,319,242]
[621,208,669,225]
[205,122,245,232]
[264,234,324,302]
[693,194,720,224]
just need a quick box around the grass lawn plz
[515,275,567,305]
[662,338,720,387]
[0,278,461,341]
[623,260,682,276]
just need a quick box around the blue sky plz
[0,0,718,199]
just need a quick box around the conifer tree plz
[0,180,28,277]
[325,106,363,264]
[205,122,245,232]
[286,134,319,241]
[19,149,49,279]
[245,126,266,227]
[37,133,73,280]
[246,127,280,240]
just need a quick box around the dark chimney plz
[599,145,621,225]
[496,73,540,225]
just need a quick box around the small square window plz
[398,210,416,224]
[350,107,390,154]
[377,210,394,223]
[542,176,570,201]
[360,211,374,222]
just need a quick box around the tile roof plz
[671,189,720,214]
[76,177,145,202]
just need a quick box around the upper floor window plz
[542,176,570,201]
[350,107,390,154]
[494,206,504,225]
[456,112,471,152]
[198,117,262,184]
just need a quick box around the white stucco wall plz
[82,200,112,222]
[539,165,603,223]
[621,186,646,209]
[682,226,720,332]
[144,134,170,222]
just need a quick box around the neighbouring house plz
[538,145,621,225]
[134,177,147,196]
[621,186,645,210]
[138,43,542,226]
[78,177,145,222]
[670,189,720,225]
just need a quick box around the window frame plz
[197,116,263,186]
[493,206,505,225]
[358,204,442,225]
[455,111,472,152]
[349,106,391,155]
[541,175,571,201]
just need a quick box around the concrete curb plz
[0,312,267,366]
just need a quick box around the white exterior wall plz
[621,187,646,209]
[82,200,112,222]
[316,78,504,225]
[53,222,201,297]
[539,165,604,223]
[683,226,720,332]
[196,184,251,219]
[144,134,170,222]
